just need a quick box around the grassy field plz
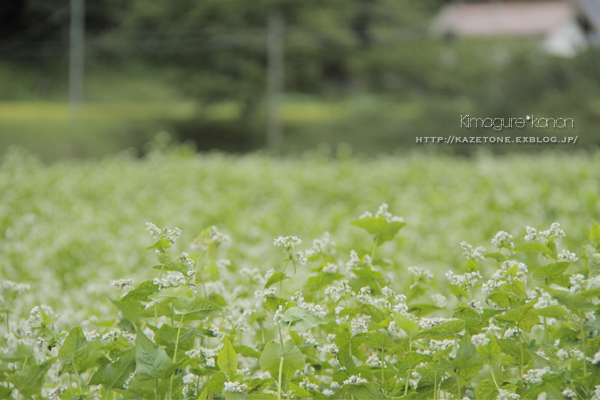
[2,148,600,399]
[1,148,598,317]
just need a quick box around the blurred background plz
[1,0,599,160]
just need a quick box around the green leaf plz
[514,243,555,259]
[485,252,505,262]
[486,292,519,309]
[531,305,572,321]
[414,319,465,340]
[547,287,595,314]
[58,327,89,374]
[591,222,600,249]
[233,345,261,359]
[392,312,420,337]
[281,306,324,331]
[90,348,136,392]
[408,303,444,317]
[337,349,359,375]
[217,338,238,377]
[452,335,483,379]
[121,280,158,302]
[361,332,394,350]
[259,340,305,392]
[173,296,222,320]
[7,359,53,397]
[156,252,187,273]
[135,331,174,380]
[496,303,540,333]
[453,306,482,322]
[264,272,291,289]
[474,379,498,400]
[532,262,569,281]
[350,216,405,245]
[476,337,502,367]
[154,325,197,357]
[447,284,469,300]
[149,286,193,304]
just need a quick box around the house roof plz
[430,2,575,37]
[576,0,600,34]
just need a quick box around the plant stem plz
[404,370,410,395]
[456,369,461,399]
[73,365,84,395]
[581,322,587,377]
[490,366,500,389]
[5,311,9,333]
[277,354,285,400]
[169,313,185,400]
[380,347,385,385]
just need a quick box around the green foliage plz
[5,190,600,399]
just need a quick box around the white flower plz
[523,367,551,385]
[374,203,404,223]
[216,259,231,270]
[223,382,248,393]
[366,353,382,367]
[84,330,100,341]
[3,280,31,294]
[343,374,368,385]
[491,230,514,249]
[468,300,483,314]
[503,327,519,339]
[408,266,434,279]
[497,388,520,400]
[264,269,275,281]
[533,292,558,309]
[419,317,456,330]
[274,236,302,249]
[124,372,135,389]
[539,222,565,240]
[558,250,578,262]
[253,288,276,304]
[562,388,576,399]
[446,270,482,288]
[293,251,307,265]
[291,291,305,306]
[346,250,360,270]
[206,226,231,246]
[179,252,195,269]
[524,226,538,242]
[273,306,284,326]
[569,274,585,293]
[206,357,215,368]
[591,351,600,364]
[145,222,162,239]
[110,279,134,291]
[351,315,371,334]
[101,329,122,345]
[323,389,334,397]
[323,263,338,273]
[324,280,354,302]
[357,286,372,304]
[299,377,319,391]
[471,333,489,347]
[593,385,600,400]
[153,271,186,290]
[431,294,447,307]
[459,241,486,262]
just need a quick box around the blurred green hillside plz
[1,0,599,159]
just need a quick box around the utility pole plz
[69,0,85,120]
[267,12,284,150]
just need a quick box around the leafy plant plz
[3,205,600,399]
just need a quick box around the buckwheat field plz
[2,148,600,400]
